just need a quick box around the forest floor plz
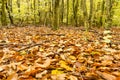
[0,26,120,80]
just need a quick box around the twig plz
[16,40,50,52]
[41,34,65,36]
[16,43,43,52]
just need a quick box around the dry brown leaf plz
[35,70,48,78]
[116,77,120,80]
[96,71,116,80]
[101,60,113,66]
[35,58,51,68]
[51,74,66,80]
[0,50,4,58]
[69,75,78,80]
[6,72,18,80]
[17,64,28,71]
[112,71,120,76]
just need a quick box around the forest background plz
[0,0,120,29]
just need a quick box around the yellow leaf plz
[91,51,101,55]
[51,69,64,75]
[39,47,44,52]
[59,60,73,71]
[20,50,27,55]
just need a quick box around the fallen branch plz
[41,33,65,36]
[15,40,50,52]
[16,43,43,52]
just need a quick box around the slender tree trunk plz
[6,0,14,25]
[60,0,64,25]
[38,0,41,24]
[73,0,78,27]
[99,0,105,27]
[17,0,21,22]
[89,0,93,28]
[66,0,69,25]
[1,0,7,26]
[52,0,60,30]
[26,0,30,24]
[105,0,113,28]
[81,0,89,30]
[33,0,36,25]
[0,1,2,25]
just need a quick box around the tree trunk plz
[17,0,21,22]
[60,0,64,25]
[66,0,69,25]
[38,0,41,24]
[1,0,7,26]
[81,0,89,31]
[6,0,14,25]
[52,0,60,30]
[105,0,113,28]
[99,0,105,27]
[89,0,93,28]
[73,0,78,27]
[33,0,36,25]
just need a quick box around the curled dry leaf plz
[35,58,51,68]
[69,75,78,80]
[17,64,28,71]
[96,71,116,80]
[6,72,18,80]
[60,54,67,60]
[67,55,76,63]
[51,74,66,80]
[101,60,113,66]
[35,70,48,78]
[112,71,120,76]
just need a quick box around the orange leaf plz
[6,72,18,80]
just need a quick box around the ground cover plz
[0,26,120,80]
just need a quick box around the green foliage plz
[1,0,120,27]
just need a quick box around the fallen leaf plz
[59,60,73,71]
[36,70,48,78]
[69,75,78,80]
[103,30,111,34]
[20,50,27,55]
[101,60,113,66]
[51,69,64,75]
[6,72,18,80]
[96,71,116,80]
[51,74,66,80]
[35,58,51,68]
[17,64,28,71]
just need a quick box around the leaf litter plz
[0,26,120,80]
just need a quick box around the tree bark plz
[66,0,69,25]
[1,0,7,26]
[60,0,64,25]
[52,0,60,30]
[6,0,14,25]
[89,0,93,28]
[73,0,78,27]
[81,0,89,30]
[33,0,36,25]
[99,0,105,27]
[105,0,113,28]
